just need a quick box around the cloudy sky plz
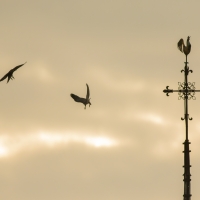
[1,1,200,200]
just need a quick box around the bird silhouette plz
[70,84,91,109]
[0,62,27,83]
[177,36,191,61]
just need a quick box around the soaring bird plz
[0,62,27,83]
[70,84,92,109]
[177,36,191,61]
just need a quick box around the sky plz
[1,1,200,200]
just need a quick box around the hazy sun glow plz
[39,132,118,148]
[0,132,119,158]
[85,137,116,147]
[0,145,8,157]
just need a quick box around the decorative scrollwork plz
[181,116,193,121]
[163,86,173,96]
[188,82,196,100]
[178,82,196,100]
[181,65,193,74]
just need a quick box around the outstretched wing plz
[0,62,27,82]
[71,94,86,103]
[10,62,27,73]
[0,73,9,82]
[177,38,184,52]
[86,84,90,100]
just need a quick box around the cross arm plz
[163,86,173,96]
[163,86,180,96]
[163,86,200,96]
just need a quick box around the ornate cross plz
[163,59,200,200]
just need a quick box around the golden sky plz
[1,1,200,200]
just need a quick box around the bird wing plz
[0,73,9,82]
[86,84,90,100]
[177,39,184,52]
[10,62,27,73]
[0,62,27,83]
[71,94,86,103]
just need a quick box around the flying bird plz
[177,36,191,60]
[0,62,27,83]
[70,84,92,109]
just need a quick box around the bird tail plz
[177,39,184,52]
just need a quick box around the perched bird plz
[70,84,92,109]
[177,36,191,60]
[0,62,27,83]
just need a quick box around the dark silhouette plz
[71,83,91,109]
[0,62,27,83]
[163,37,199,199]
[177,36,191,61]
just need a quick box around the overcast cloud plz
[0,1,200,200]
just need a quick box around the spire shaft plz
[183,61,191,200]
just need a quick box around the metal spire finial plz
[163,37,199,200]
